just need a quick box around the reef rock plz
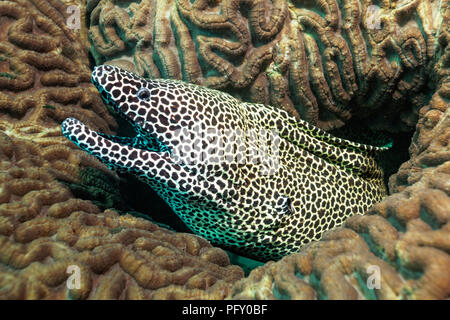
[87,0,442,132]
[0,0,243,300]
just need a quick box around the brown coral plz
[0,148,243,299]
[0,0,116,132]
[229,172,450,300]
[0,141,243,299]
[0,0,244,300]
[87,0,441,131]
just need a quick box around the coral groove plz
[88,0,442,131]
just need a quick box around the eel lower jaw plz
[61,118,160,169]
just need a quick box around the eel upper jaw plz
[90,75,164,154]
[91,75,126,123]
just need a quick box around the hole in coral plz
[329,120,414,191]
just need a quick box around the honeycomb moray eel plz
[62,65,391,262]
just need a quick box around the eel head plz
[61,65,284,242]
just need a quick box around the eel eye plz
[137,87,151,101]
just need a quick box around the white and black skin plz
[62,65,389,261]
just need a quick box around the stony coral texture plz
[0,130,243,299]
[0,0,243,299]
[87,0,442,132]
[0,0,116,132]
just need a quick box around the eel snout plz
[61,117,210,194]
[62,117,152,171]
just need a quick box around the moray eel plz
[62,65,390,261]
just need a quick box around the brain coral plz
[0,0,116,132]
[0,136,243,299]
[87,0,442,132]
[0,0,243,299]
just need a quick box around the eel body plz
[62,65,389,261]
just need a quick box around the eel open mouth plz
[61,117,156,171]
[61,115,195,198]
[73,65,166,159]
